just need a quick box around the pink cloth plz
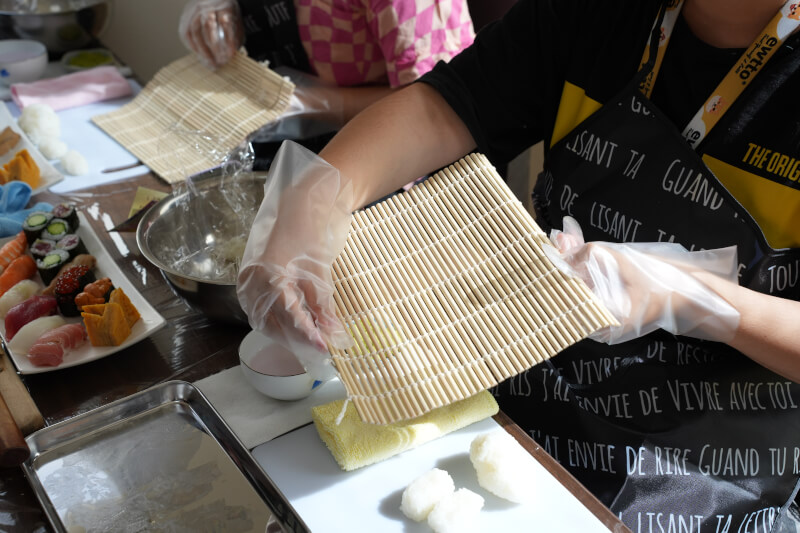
[10,66,133,111]
[295,0,475,88]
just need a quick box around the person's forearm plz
[320,82,477,209]
[339,85,395,123]
[696,272,800,383]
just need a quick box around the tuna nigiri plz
[0,280,39,318]
[28,323,87,367]
[4,294,57,340]
[0,231,27,274]
[0,255,36,298]
[8,315,65,354]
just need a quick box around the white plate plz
[2,211,166,374]
[0,103,64,194]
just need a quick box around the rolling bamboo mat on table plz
[92,52,293,184]
[331,154,618,425]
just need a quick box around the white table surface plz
[251,418,612,533]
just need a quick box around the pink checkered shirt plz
[295,0,475,87]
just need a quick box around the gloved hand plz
[545,216,741,344]
[248,67,345,143]
[236,140,354,379]
[179,0,244,70]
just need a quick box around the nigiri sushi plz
[0,280,39,318]
[8,315,65,354]
[0,255,36,298]
[28,323,87,367]
[0,231,27,274]
[4,294,57,340]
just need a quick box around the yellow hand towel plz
[311,391,499,471]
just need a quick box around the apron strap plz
[638,0,685,98]
[683,2,800,147]
[638,0,798,148]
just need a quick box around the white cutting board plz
[4,79,149,194]
[252,418,612,532]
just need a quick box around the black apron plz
[496,6,800,532]
[238,0,311,73]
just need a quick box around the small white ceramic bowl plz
[0,40,48,86]
[239,330,324,401]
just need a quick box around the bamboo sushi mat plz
[92,52,293,184]
[330,154,618,425]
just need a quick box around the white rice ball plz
[37,137,68,160]
[470,431,538,503]
[427,488,484,533]
[61,150,88,176]
[400,468,455,522]
[17,104,60,145]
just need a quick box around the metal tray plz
[22,380,309,533]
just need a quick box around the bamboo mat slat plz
[92,52,294,184]
[330,154,618,424]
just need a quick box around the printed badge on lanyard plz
[639,0,800,148]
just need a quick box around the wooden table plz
[0,172,630,533]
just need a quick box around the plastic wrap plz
[248,67,345,144]
[154,128,259,285]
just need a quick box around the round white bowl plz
[239,330,324,401]
[0,40,48,86]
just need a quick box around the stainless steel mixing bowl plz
[0,2,110,55]
[137,167,268,325]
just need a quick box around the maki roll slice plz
[54,264,95,317]
[51,203,79,231]
[29,238,57,261]
[36,249,70,285]
[23,211,53,244]
[55,234,88,262]
[41,218,70,242]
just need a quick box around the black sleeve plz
[238,0,312,72]
[419,0,660,167]
[419,0,568,166]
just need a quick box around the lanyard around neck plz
[639,0,799,148]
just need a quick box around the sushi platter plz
[0,104,64,195]
[0,211,166,374]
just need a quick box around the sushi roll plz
[29,238,57,261]
[53,264,95,317]
[36,249,70,286]
[51,203,79,231]
[40,218,70,242]
[55,234,88,262]
[22,211,53,244]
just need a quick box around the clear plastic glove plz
[545,216,741,344]
[179,0,244,70]
[248,67,345,143]
[236,140,354,379]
